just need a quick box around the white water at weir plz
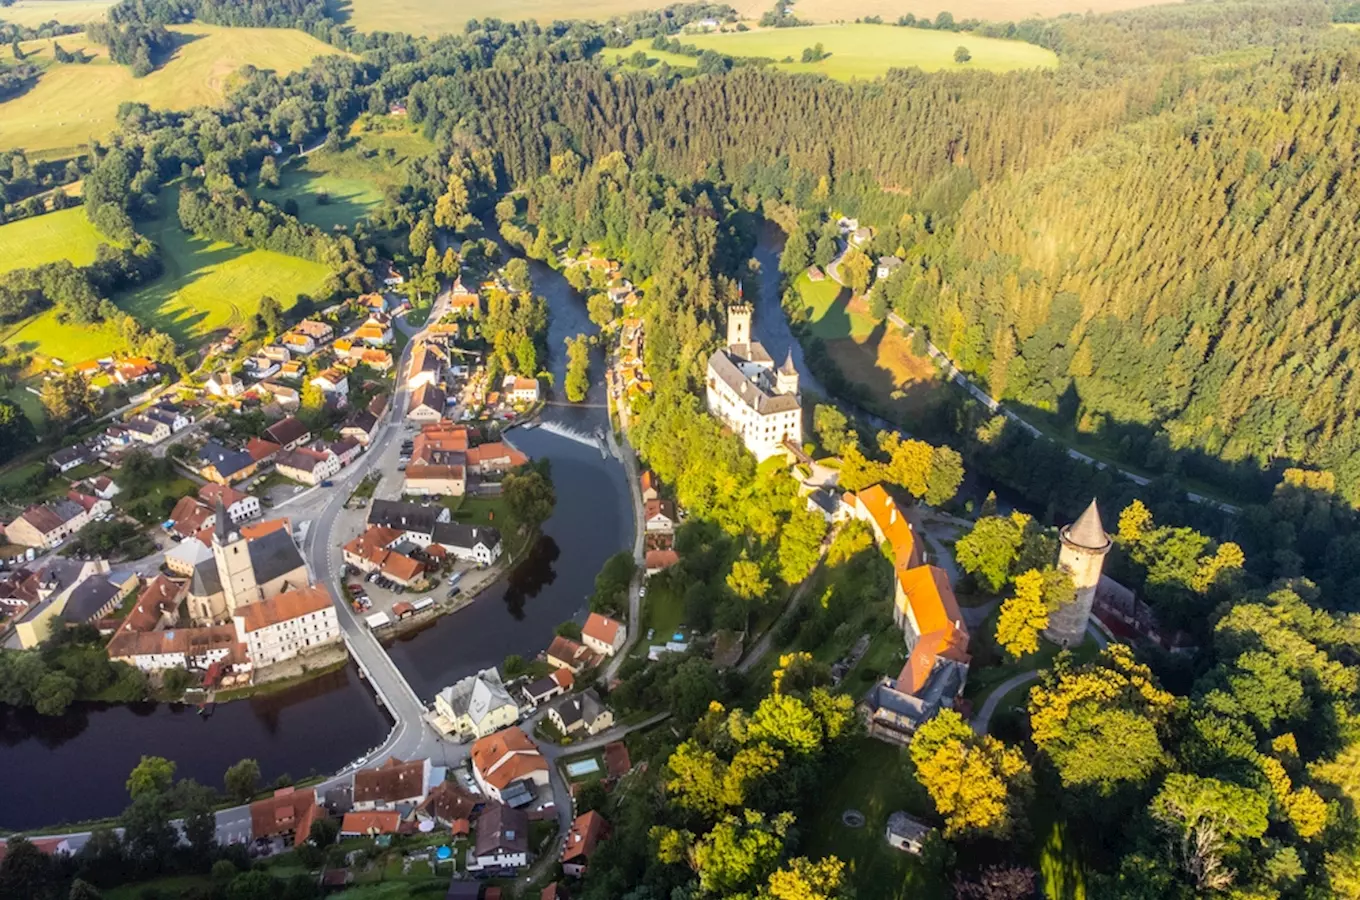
[533,420,608,457]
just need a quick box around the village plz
[0,231,1172,900]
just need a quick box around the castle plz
[705,305,803,461]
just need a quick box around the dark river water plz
[0,223,627,831]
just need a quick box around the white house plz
[232,586,340,667]
[310,368,349,406]
[643,499,675,533]
[199,484,261,524]
[126,416,171,444]
[582,613,626,657]
[206,369,245,399]
[275,448,341,486]
[470,803,529,872]
[502,376,540,404]
[431,523,502,567]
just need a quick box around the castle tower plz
[1044,499,1111,647]
[212,496,259,614]
[727,304,752,349]
[776,349,800,396]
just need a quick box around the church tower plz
[726,304,752,350]
[1044,499,1111,647]
[776,349,800,396]
[212,496,260,614]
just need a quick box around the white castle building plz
[705,305,803,461]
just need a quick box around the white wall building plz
[232,586,341,667]
[705,305,803,461]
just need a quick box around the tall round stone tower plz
[1044,499,1111,647]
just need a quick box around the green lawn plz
[0,306,127,362]
[616,24,1057,81]
[637,578,684,651]
[794,273,865,340]
[114,470,198,523]
[802,737,944,900]
[610,42,699,71]
[0,207,112,274]
[115,187,332,346]
[263,131,428,232]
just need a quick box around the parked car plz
[321,480,334,487]
[447,586,462,598]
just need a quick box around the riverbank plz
[213,645,350,703]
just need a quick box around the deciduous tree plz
[910,710,1030,838]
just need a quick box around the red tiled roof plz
[340,810,400,835]
[603,741,631,779]
[645,549,680,570]
[896,565,966,645]
[240,518,289,540]
[250,787,318,839]
[856,484,919,568]
[245,437,281,462]
[353,757,426,806]
[199,483,250,508]
[471,727,547,791]
[236,586,330,633]
[583,613,622,648]
[562,811,609,863]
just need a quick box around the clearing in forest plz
[671,23,1057,79]
[0,25,340,158]
[0,206,111,274]
[263,125,433,232]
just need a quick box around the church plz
[187,500,311,623]
[705,304,803,461]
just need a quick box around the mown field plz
[0,206,111,273]
[0,307,126,362]
[338,0,1158,36]
[264,125,432,231]
[0,0,116,27]
[626,23,1058,79]
[115,189,331,346]
[0,25,340,157]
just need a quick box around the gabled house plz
[470,727,549,805]
[354,314,393,347]
[502,376,540,404]
[470,802,529,872]
[265,416,311,451]
[521,668,572,706]
[561,811,609,877]
[249,787,320,843]
[582,612,626,657]
[310,368,349,406]
[639,471,658,502]
[199,483,261,524]
[545,636,602,674]
[206,369,245,399]
[197,442,257,485]
[430,523,501,567]
[49,445,92,473]
[433,668,519,740]
[644,499,675,533]
[407,384,446,422]
[275,447,339,486]
[352,757,432,811]
[548,689,613,737]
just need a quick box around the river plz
[0,224,629,830]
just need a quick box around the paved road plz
[971,670,1039,736]
[601,425,645,683]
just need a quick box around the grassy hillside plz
[0,25,340,158]
[662,23,1057,79]
[115,189,331,346]
[0,0,116,27]
[0,207,110,274]
[0,307,127,362]
[339,0,1159,37]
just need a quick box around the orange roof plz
[583,613,622,647]
[381,552,423,583]
[353,757,426,805]
[333,338,355,353]
[895,565,965,641]
[344,526,403,558]
[466,442,528,467]
[562,811,609,863]
[645,549,680,570]
[245,437,282,461]
[240,518,290,540]
[341,811,401,835]
[471,727,546,790]
[250,787,318,839]
[236,586,331,633]
[856,485,919,568]
[897,628,972,695]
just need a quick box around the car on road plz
[292,485,304,494]
[447,586,462,599]
[321,480,334,487]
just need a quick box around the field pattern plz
[339,0,1161,36]
[0,25,340,157]
[0,207,110,274]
